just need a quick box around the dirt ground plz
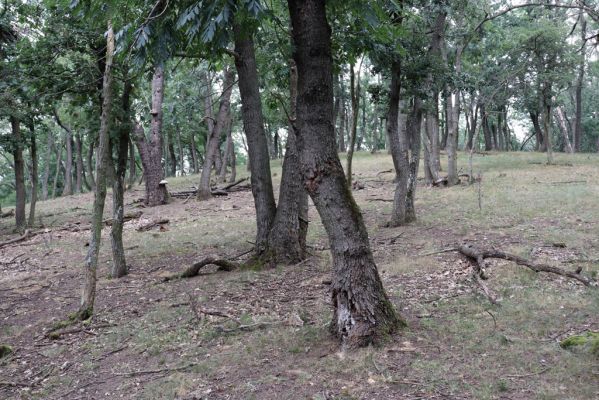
[0,151,598,399]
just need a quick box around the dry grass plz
[0,150,597,399]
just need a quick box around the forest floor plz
[0,151,598,400]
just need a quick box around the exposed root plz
[162,257,241,282]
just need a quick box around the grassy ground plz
[0,151,597,399]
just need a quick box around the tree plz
[287,0,403,347]
[78,21,114,320]
[135,65,168,206]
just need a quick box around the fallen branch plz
[46,322,115,340]
[136,219,170,232]
[103,211,143,226]
[163,257,241,281]
[458,244,597,287]
[113,363,197,377]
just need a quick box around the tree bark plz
[27,121,38,227]
[233,23,277,255]
[482,106,493,151]
[78,22,114,320]
[386,59,403,184]
[288,0,403,348]
[198,67,235,200]
[134,65,167,207]
[573,10,585,152]
[110,79,132,279]
[176,124,185,175]
[345,62,360,184]
[530,111,545,152]
[10,117,26,232]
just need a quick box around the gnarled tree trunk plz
[110,79,132,278]
[288,0,403,348]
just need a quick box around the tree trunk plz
[338,102,346,152]
[405,101,423,221]
[27,121,38,227]
[134,65,167,207]
[52,138,64,198]
[573,10,585,152]
[482,106,493,151]
[86,136,96,191]
[386,59,402,183]
[78,22,114,320]
[167,128,176,176]
[127,137,136,186]
[54,111,73,195]
[266,59,308,264]
[228,144,237,183]
[445,68,461,187]
[10,117,26,232]
[233,22,277,255]
[217,117,233,184]
[288,0,403,348]
[110,79,132,279]
[554,105,573,154]
[542,95,554,164]
[466,102,478,150]
[345,62,360,184]
[75,133,84,193]
[41,130,53,201]
[530,111,545,152]
[198,67,235,200]
[176,125,185,175]
[189,131,199,174]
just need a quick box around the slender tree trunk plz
[167,128,176,176]
[228,144,237,183]
[86,136,96,191]
[189,131,199,173]
[127,137,136,186]
[134,65,167,206]
[78,22,114,320]
[217,117,233,184]
[198,67,235,199]
[338,102,346,152]
[74,133,84,193]
[52,138,64,198]
[266,59,309,264]
[386,59,403,183]
[446,53,461,187]
[482,106,493,151]
[54,111,73,195]
[288,0,403,348]
[345,62,360,184]
[27,122,38,227]
[574,11,585,152]
[110,79,132,279]
[466,102,478,150]
[41,130,53,201]
[233,22,277,255]
[542,93,554,164]
[10,117,26,232]
[176,125,185,175]
[405,101,423,221]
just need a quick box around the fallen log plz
[163,256,241,282]
[103,210,143,226]
[458,244,597,287]
[136,219,169,232]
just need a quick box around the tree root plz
[457,244,597,304]
[162,257,241,282]
[0,230,30,249]
[136,218,169,232]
